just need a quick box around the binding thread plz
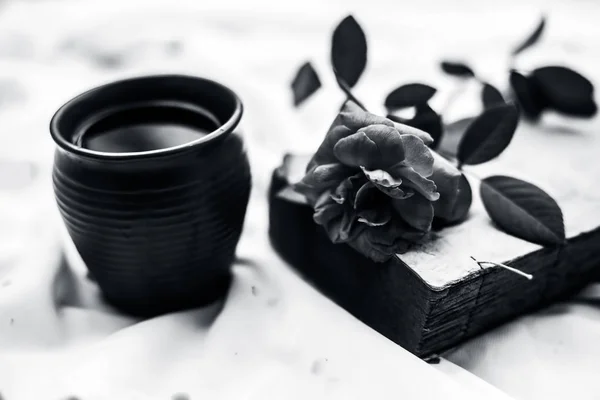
[470,256,533,280]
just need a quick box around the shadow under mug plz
[50,75,251,316]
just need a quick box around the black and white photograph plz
[0,0,599,399]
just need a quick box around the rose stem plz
[334,73,368,111]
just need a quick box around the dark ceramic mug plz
[50,75,251,316]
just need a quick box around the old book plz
[268,141,600,357]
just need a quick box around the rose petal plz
[314,207,341,227]
[357,208,391,227]
[313,190,342,214]
[393,165,440,201]
[298,163,352,189]
[369,219,425,247]
[392,194,434,232]
[294,163,353,204]
[307,100,393,171]
[320,217,343,243]
[360,166,414,198]
[361,166,402,188]
[334,124,405,169]
[315,211,342,235]
[307,125,353,171]
[429,152,464,220]
[339,101,394,132]
[338,208,357,242]
[347,230,400,262]
[392,121,434,146]
[389,220,428,244]
[377,185,414,199]
[320,214,364,244]
[352,183,391,226]
[399,134,434,177]
[314,190,332,209]
[333,130,380,169]
[435,173,472,226]
[313,191,342,224]
[347,218,426,261]
[354,181,378,209]
[331,179,352,204]
[331,173,365,204]
[314,191,361,244]
[347,235,397,262]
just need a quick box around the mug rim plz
[50,74,243,160]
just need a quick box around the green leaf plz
[480,176,565,246]
[291,61,322,106]
[440,61,475,78]
[384,83,437,110]
[331,15,367,88]
[457,103,519,166]
[481,83,505,108]
[512,15,546,56]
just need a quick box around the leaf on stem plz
[331,15,367,88]
[387,104,443,149]
[440,61,475,78]
[384,83,437,110]
[291,61,322,106]
[457,103,519,166]
[512,15,546,56]
[480,175,565,246]
[481,83,505,108]
[532,65,597,117]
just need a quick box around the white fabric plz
[0,0,598,399]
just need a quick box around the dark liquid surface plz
[77,102,220,153]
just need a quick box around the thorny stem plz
[470,256,533,280]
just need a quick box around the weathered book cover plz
[269,153,600,357]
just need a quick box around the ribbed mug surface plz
[50,75,251,316]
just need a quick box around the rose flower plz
[294,100,470,262]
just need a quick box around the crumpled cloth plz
[0,0,599,399]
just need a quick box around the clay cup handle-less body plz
[50,75,251,316]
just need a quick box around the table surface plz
[0,0,599,399]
